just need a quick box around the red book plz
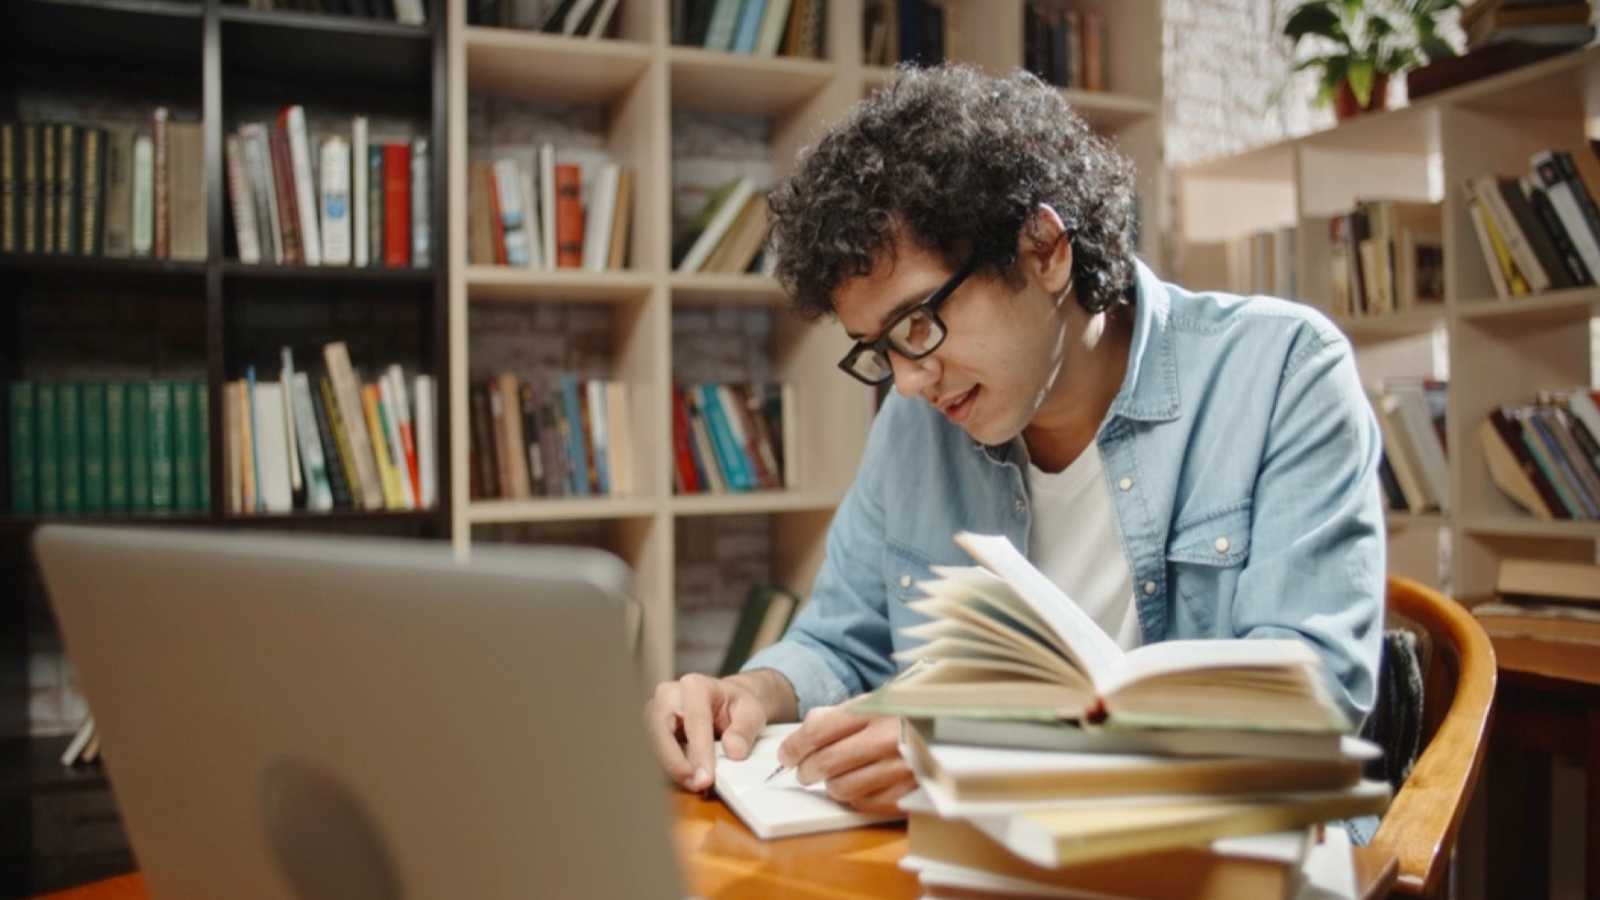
[267,124,302,265]
[671,387,701,494]
[152,109,169,259]
[383,143,411,268]
[554,163,584,268]
[486,164,507,266]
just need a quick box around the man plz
[646,65,1384,816]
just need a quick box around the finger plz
[646,687,695,787]
[779,705,872,770]
[679,676,717,792]
[853,777,919,816]
[795,716,896,786]
[720,692,767,761]
[823,756,913,806]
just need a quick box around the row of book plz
[469,0,621,37]
[225,109,430,268]
[0,112,205,260]
[467,147,631,271]
[1473,557,1600,648]
[1464,148,1600,300]
[674,0,825,57]
[1482,389,1600,521]
[851,534,1387,899]
[1463,0,1594,54]
[231,0,426,23]
[672,176,771,275]
[1023,1,1110,92]
[468,373,636,500]
[1371,379,1449,515]
[862,0,946,68]
[671,382,792,494]
[1329,201,1444,318]
[7,379,210,516]
[224,343,437,514]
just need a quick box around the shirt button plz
[1143,581,1157,595]
[1015,496,1027,513]
[899,574,912,588]
[1215,537,1231,553]
[1118,477,1133,491]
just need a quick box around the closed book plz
[79,383,107,513]
[700,384,754,491]
[705,0,743,49]
[1552,149,1600,271]
[40,123,57,254]
[1477,174,1557,291]
[731,0,766,52]
[607,166,632,269]
[376,374,416,509]
[469,161,497,266]
[1517,406,1590,517]
[539,143,557,266]
[368,145,385,267]
[362,383,407,510]
[557,374,591,495]
[686,391,725,493]
[290,373,334,511]
[151,110,169,258]
[322,342,384,509]
[518,382,546,496]
[56,123,79,255]
[1532,149,1600,280]
[1540,405,1600,511]
[582,163,618,271]
[131,131,154,257]
[35,384,60,514]
[469,382,499,499]
[531,397,562,497]
[0,122,16,253]
[1498,558,1600,605]
[172,380,197,511]
[383,143,411,267]
[319,136,353,266]
[268,124,303,264]
[495,373,530,499]
[309,375,352,509]
[224,133,262,264]
[585,380,610,494]
[1525,178,1593,285]
[127,383,149,511]
[147,381,174,511]
[387,366,422,503]
[1481,410,1561,519]
[8,382,35,514]
[410,137,430,267]
[675,177,754,272]
[223,380,241,514]
[319,374,363,508]
[414,374,436,508]
[251,381,293,512]
[238,125,278,263]
[101,125,136,258]
[243,375,260,512]
[670,386,701,493]
[605,381,631,496]
[20,124,40,254]
[58,383,82,514]
[196,383,210,512]
[491,158,529,266]
[79,127,106,256]
[103,382,129,512]
[352,116,369,267]
[554,163,584,268]
[281,106,322,265]
[1473,604,1600,646]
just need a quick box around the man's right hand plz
[646,669,796,792]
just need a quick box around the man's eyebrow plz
[844,288,934,340]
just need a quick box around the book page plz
[713,724,903,839]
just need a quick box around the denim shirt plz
[743,259,1386,730]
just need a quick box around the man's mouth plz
[939,386,979,423]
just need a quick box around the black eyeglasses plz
[837,256,978,386]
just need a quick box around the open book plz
[713,724,904,839]
[852,532,1349,732]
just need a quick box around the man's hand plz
[778,706,916,815]
[646,670,795,793]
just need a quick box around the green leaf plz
[1284,2,1342,42]
[1347,58,1376,106]
[1420,34,1457,62]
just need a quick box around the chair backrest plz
[1371,575,1497,898]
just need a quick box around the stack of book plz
[225,109,429,269]
[468,145,631,271]
[1463,149,1600,300]
[672,382,792,494]
[469,0,621,36]
[233,0,426,24]
[1022,1,1110,92]
[1463,0,1594,53]
[1371,379,1450,515]
[1472,557,1600,646]
[1481,388,1600,520]
[468,372,634,499]
[7,379,210,516]
[854,532,1391,899]
[1328,201,1444,318]
[672,176,770,275]
[1,111,205,260]
[672,0,825,57]
[223,341,436,514]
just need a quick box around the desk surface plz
[38,792,1398,900]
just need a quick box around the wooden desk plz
[1485,636,1600,900]
[38,792,1399,899]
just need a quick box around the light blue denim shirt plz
[744,258,1386,729]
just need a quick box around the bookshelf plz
[1176,45,1600,606]
[446,0,1167,686]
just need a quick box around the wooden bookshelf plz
[1177,44,1600,602]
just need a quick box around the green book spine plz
[128,382,150,511]
[80,382,107,513]
[58,382,82,514]
[148,381,174,511]
[195,380,210,511]
[172,380,196,511]
[35,384,59,514]
[105,382,128,511]
[8,382,36,514]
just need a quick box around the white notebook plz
[714,723,905,839]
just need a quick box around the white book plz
[290,373,334,511]
[585,0,621,37]
[60,716,95,767]
[378,373,416,510]
[411,137,430,268]
[323,341,385,510]
[714,724,903,839]
[715,384,753,489]
[605,380,630,496]
[755,0,793,55]
[1470,174,1548,293]
[224,134,261,264]
[278,348,302,493]
[352,116,369,267]
[1531,149,1600,281]
[562,0,598,35]
[1388,382,1450,511]
[540,143,557,268]
[252,381,294,513]
[414,374,436,509]
[677,176,754,272]
[131,133,154,257]
[284,106,322,266]
[387,363,419,500]
[319,137,352,266]
[493,158,530,266]
[518,163,544,269]
[1465,197,1512,300]
[391,0,425,25]
[240,125,281,264]
[585,379,610,494]
[583,163,619,271]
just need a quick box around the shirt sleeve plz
[1231,325,1386,729]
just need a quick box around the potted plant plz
[1283,0,1462,120]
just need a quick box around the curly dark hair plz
[767,63,1139,321]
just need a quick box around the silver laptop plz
[36,525,683,900]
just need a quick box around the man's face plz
[834,235,1073,446]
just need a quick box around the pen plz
[760,690,880,783]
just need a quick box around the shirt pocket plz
[1165,502,1252,637]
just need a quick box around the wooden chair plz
[1370,575,1497,898]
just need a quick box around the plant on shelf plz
[1282,0,1462,120]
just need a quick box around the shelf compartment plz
[466,267,655,303]
[221,6,432,93]
[1331,307,1447,343]
[668,273,785,306]
[16,0,201,71]
[0,254,206,292]
[669,48,834,116]
[466,496,657,523]
[465,27,653,105]
[1456,287,1600,326]
[671,490,840,517]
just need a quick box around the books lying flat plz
[902,722,1370,804]
[1472,602,1600,646]
[918,716,1359,762]
[854,532,1349,732]
[713,723,903,839]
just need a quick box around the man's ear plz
[1020,204,1073,296]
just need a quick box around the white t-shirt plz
[1025,443,1143,650]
